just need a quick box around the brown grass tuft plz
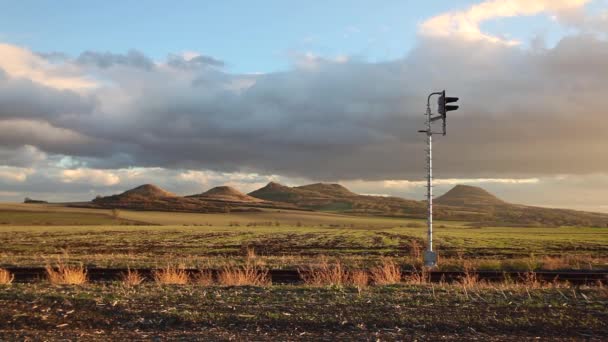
[194,270,214,286]
[349,270,370,289]
[300,260,349,287]
[371,258,402,285]
[121,267,144,286]
[404,267,430,285]
[218,263,270,286]
[246,247,256,260]
[46,263,87,285]
[458,262,482,288]
[0,268,14,285]
[519,271,541,288]
[153,265,190,285]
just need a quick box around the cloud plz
[0,43,96,89]
[0,166,34,182]
[420,0,591,44]
[76,50,154,70]
[167,53,225,69]
[0,0,608,206]
[61,168,120,186]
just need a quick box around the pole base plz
[424,250,437,268]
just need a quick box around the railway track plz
[4,267,607,285]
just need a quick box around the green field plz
[1,203,607,270]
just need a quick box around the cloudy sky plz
[1,0,608,212]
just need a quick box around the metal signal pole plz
[419,91,459,268]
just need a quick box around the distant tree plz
[111,208,120,219]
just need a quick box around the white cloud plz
[0,166,34,182]
[420,0,591,45]
[0,43,96,90]
[61,168,120,186]
[383,178,539,189]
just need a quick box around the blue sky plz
[0,0,499,73]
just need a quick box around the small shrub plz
[371,258,402,285]
[153,265,189,285]
[46,263,87,285]
[0,268,14,285]
[121,268,144,286]
[111,208,120,219]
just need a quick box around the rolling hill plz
[83,184,229,213]
[249,181,427,216]
[435,184,505,207]
[188,186,264,203]
[67,182,608,227]
[249,182,608,227]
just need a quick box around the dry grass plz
[458,262,482,288]
[370,258,402,285]
[409,240,422,260]
[246,247,256,260]
[300,260,349,287]
[218,263,270,286]
[349,270,370,289]
[193,270,214,286]
[121,267,144,286]
[45,263,87,285]
[519,271,542,288]
[153,265,189,285]
[404,267,430,285]
[0,268,14,285]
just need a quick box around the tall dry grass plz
[0,268,14,285]
[153,265,190,285]
[121,267,144,286]
[349,270,370,290]
[458,262,482,288]
[370,258,402,285]
[218,263,271,286]
[193,270,214,286]
[404,267,430,285]
[299,260,350,287]
[46,263,87,285]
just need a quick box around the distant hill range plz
[81,184,293,213]
[72,182,608,227]
[188,186,263,203]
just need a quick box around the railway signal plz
[418,90,459,267]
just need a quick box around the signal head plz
[437,90,459,116]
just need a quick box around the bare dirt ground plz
[1,284,606,341]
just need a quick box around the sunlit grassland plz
[0,203,606,270]
[1,224,606,270]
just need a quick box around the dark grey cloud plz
[35,51,70,62]
[167,54,225,69]
[76,49,154,69]
[1,34,608,181]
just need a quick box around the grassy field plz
[1,203,607,340]
[0,283,606,340]
[0,203,607,270]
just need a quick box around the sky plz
[1,0,608,212]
